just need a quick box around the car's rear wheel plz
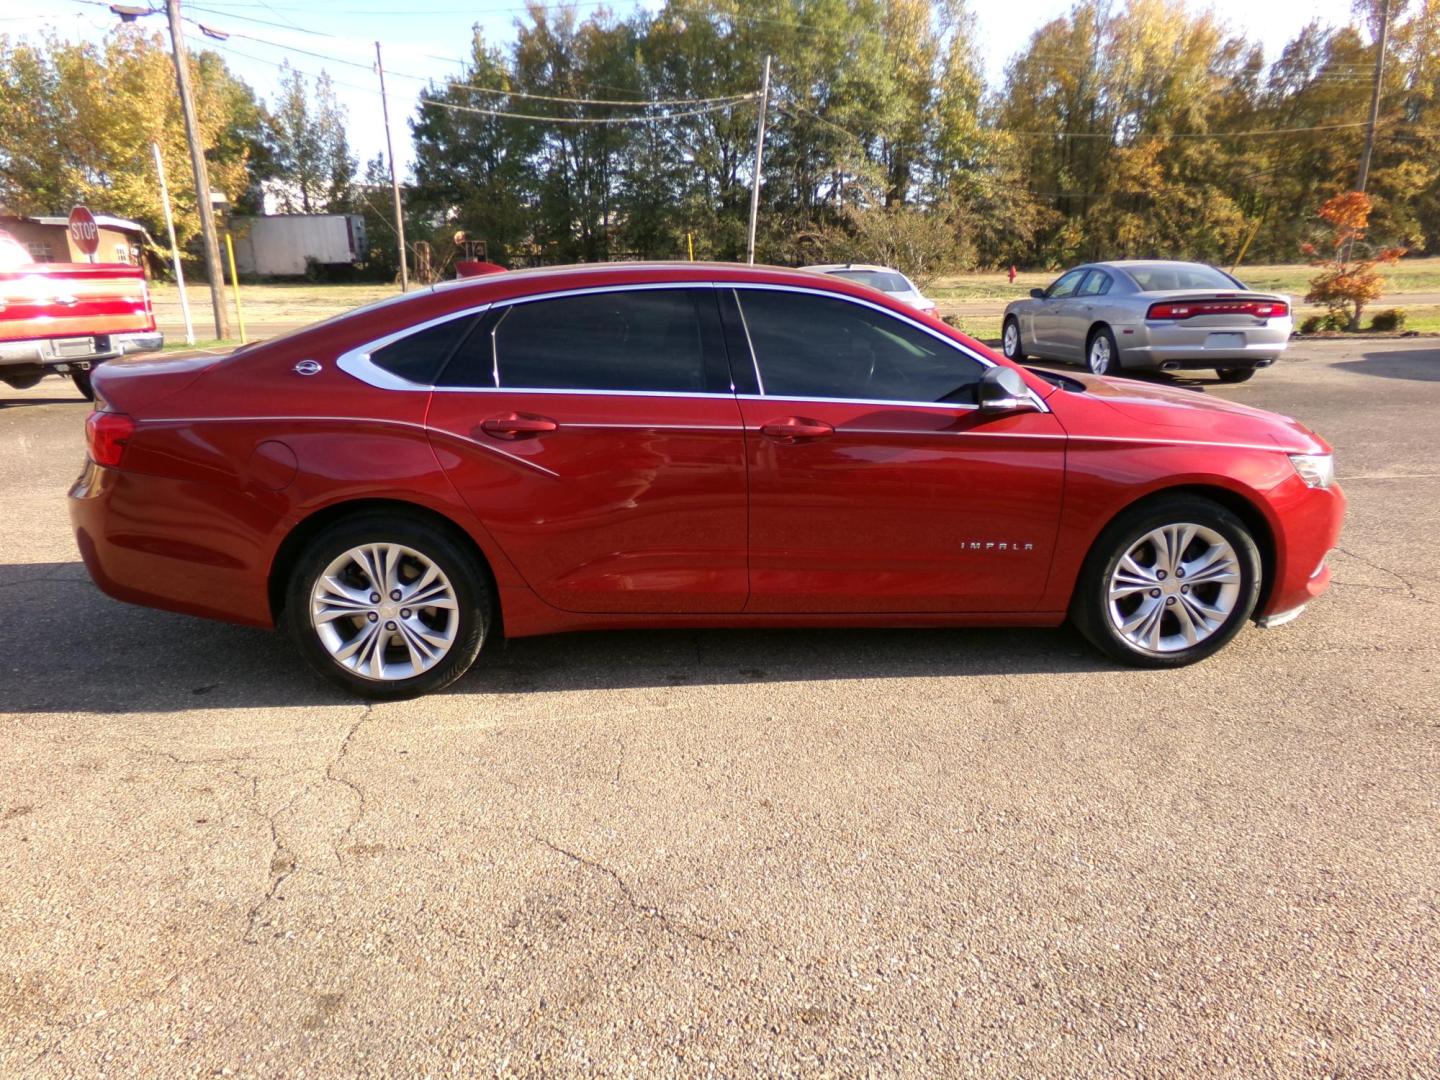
[284,513,490,699]
[1086,327,1120,376]
[1071,495,1261,668]
[1002,317,1028,361]
[1216,366,1257,383]
[71,366,96,401]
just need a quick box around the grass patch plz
[159,338,247,353]
[929,255,1440,301]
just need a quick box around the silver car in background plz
[1001,261,1292,383]
[802,263,938,314]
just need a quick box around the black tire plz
[1085,326,1121,376]
[71,367,96,401]
[1216,366,1257,384]
[283,512,491,699]
[1002,316,1028,361]
[1070,495,1261,668]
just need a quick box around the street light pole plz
[746,55,771,266]
[164,0,229,339]
[375,41,410,291]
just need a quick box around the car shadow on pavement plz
[0,561,1109,713]
[1024,359,1213,392]
[1334,347,1440,382]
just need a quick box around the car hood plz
[1057,372,1328,454]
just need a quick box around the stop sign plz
[68,206,100,258]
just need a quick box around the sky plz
[10,0,1359,179]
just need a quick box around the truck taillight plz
[1147,300,1290,320]
[85,411,135,468]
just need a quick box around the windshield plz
[829,269,912,293]
[1124,263,1244,291]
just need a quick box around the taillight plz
[1147,300,1289,320]
[85,411,135,468]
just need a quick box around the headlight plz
[1289,453,1334,489]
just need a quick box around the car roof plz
[799,263,905,275]
[1093,260,1226,271]
[268,261,940,354]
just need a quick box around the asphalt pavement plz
[1,339,1437,1077]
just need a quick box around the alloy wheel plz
[1003,321,1019,358]
[1106,523,1242,654]
[1088,335,1112,375]
[309,543,460,681]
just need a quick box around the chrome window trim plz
[336,302,493,391]
[333,279,1045,413]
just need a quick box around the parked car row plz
[68,260,1342,698]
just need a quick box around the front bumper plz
[1257,479,1346,620]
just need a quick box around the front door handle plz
[479,412,558,439]
[759,416,834,441]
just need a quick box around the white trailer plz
[231,214,367,277]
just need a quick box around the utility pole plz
[746,55,771,266]
[151,141,195,346]
[164,0,229,339]
[376,41,410,291]
[1356,0,1391,195]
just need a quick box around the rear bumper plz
[1119,318,1293,369]
[115,331,165,355]
[68,460,276,628]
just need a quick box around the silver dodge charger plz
[1001,260,1293,383]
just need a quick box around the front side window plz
[736,289,985,404]
[1046,270,1087,299]
[444,289,719,393]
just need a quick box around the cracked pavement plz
[2,339,1437,1076]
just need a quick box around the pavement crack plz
[530,834,732,948]
[242,784,310,944]
[326,704,374,862]
[1333,546,1437,605]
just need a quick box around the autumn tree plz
[1302,191,1405,329]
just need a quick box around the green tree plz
[269,63,355,213]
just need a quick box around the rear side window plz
[368,316,475,385]
[1078,271,1112,296]
[735,289,984,404]
[440,289,723,393]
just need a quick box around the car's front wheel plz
[284,513,490,699]
[1071,496,1261,668]
[1002,317,1028,361]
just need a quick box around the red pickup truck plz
[0,229,163,400]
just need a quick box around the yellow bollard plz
[687,232,694,261]
[224,232,247,345]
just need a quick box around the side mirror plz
[977,366,1036,413]
[1029,287,1047,299]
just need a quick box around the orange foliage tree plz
[1301,192,1405,331]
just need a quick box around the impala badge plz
[962,541,1034,552]
[294,359,322,376]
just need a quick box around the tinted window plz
[736,289,984,404]
[369,316,475,385]
[1125,263,1241,291]
[1078,271,1112,296]
[482,290,714,392]
[1046,270,1087,299]
[828,270,911,293]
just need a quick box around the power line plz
[445,83,757,108]
[417,94,756,125]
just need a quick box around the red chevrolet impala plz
[69,263,1344,698]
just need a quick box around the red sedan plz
[69,263,1344,698]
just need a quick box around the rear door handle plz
[479,412,558,439]
[759,416,834,441]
